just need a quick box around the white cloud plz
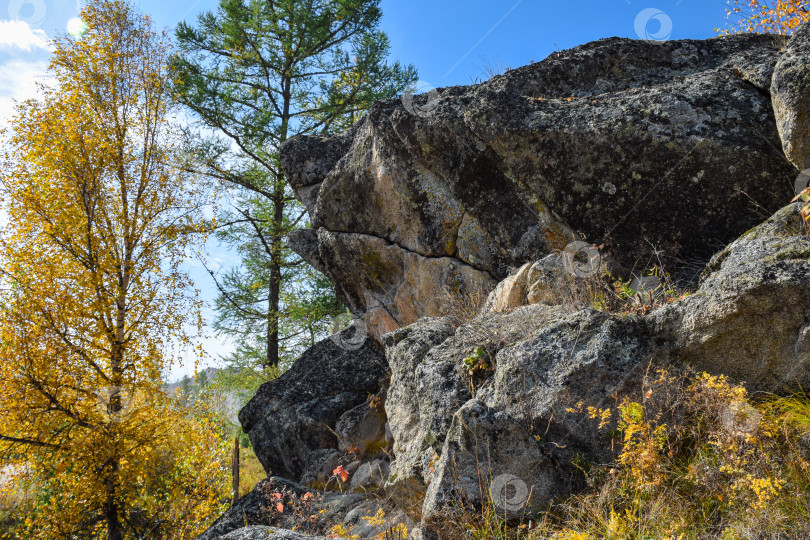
[0,58,49,125]
[0,19,49,51]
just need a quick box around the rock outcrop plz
[381,204,810,530]
[200,25,810,540]
[772,21,810,170]
[201,199,810,538]
[281,32,799,339]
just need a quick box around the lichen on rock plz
[281,31,799,339]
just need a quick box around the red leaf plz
[333,465,349,483]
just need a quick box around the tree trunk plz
[105,458,123,540]
[266,284,278,368]
[264,77,292,369]
[232,437,240,506]
[266,189,283,368]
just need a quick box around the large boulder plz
[382,305,578,520]
[381,204,810,531]
[281,33,798,339]
[384,306,653,525]
[772,20,810,170]
[651,203,810,391]
[239,332,387,481]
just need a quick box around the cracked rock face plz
[382,205,810,530]
[281,33,798,339]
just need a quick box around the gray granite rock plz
[772,20,810,170]
[381,204,810,531]
[281,33,798,339]
[222,526,339,540]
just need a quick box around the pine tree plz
[172,0,417,368]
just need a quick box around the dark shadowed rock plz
[335,389,387,457]
[772,20,810,170]
[239,333,387,480]
[281,33,798,339]
[299,449,348,487]
[196,478,310,540]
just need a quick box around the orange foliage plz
[723,0,810,34]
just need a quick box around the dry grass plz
[534,266,609,313]
[441,279,493,323]
[431,370,810,539]
[237,443,267,498]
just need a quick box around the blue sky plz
[0,0,735,114]
[157,0,732,87]
[0,0,736,379]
